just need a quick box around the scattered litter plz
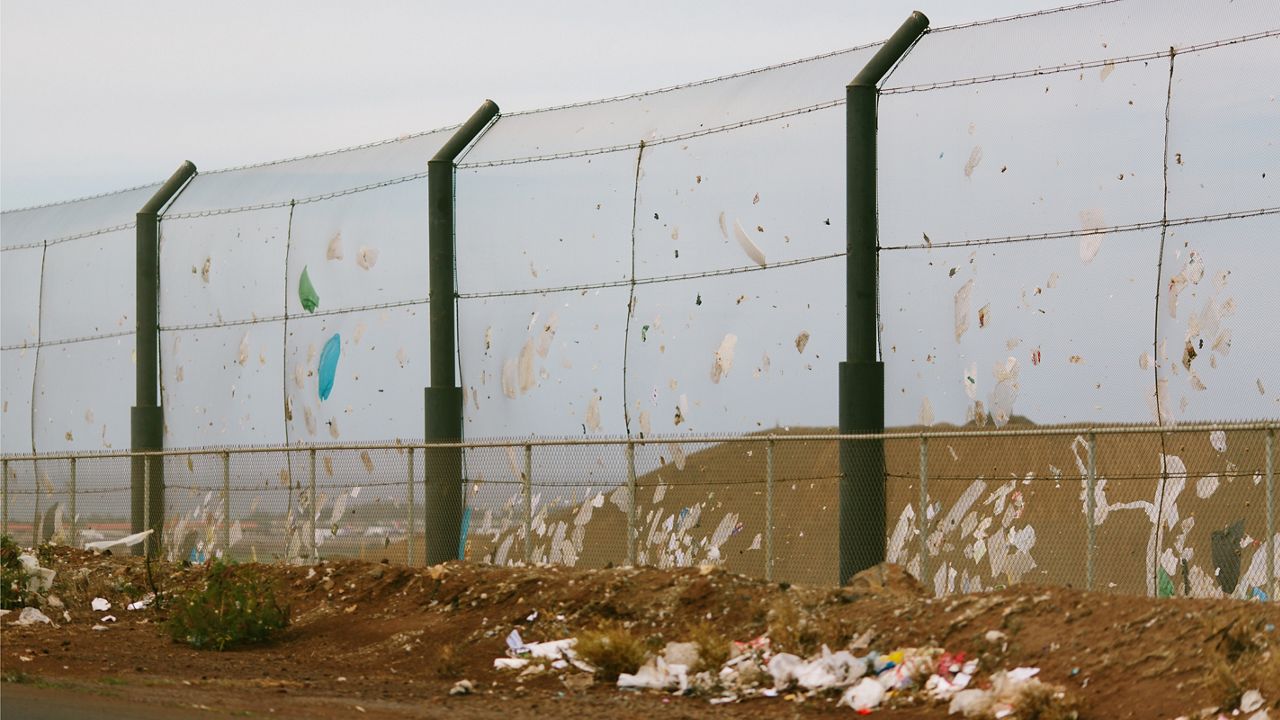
[448,679,475,696]
[954,279,974,342]
[963,146,983,177]
[732,219,767,268]
[618,656,690,693]
[1079,209,1106,263]
[298,266,320,313]
[838,677,886,711]
[795,331,810,354]
[92,624,110,631]
[356,246,379,270]
[1209,430,1227,453]
[16,553,56,593]
[504,629,578,661]
[710,334,737,384]
[91,597,111,612]
[85,528,153,553]
[1241,689,1265,713]
[9,607,52,626]
[100,614,117,623]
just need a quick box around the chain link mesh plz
[3,424,1274,600]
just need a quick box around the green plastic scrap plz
[299,266,320,313]
[1157,567,1175,598]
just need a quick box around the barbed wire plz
[3,203,1268,352]
[0,328,133,353]
[458,100,844,169]
[927,0,1123,34]
[160,170,430,220]
[8,29,1273,234]
[155,296,428,334]
[198,127,457,176]
[879,207,1280,251]
[0,223,136,254]
[467,30,1278,167]
[485,1,1130,118]
[881,30,1280,94]
[0,182,160,216]
[3,0,1263,220]
[0,2,1134,217]
[457,251,844,300]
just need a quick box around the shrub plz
[166,560,289,650]
[574,621,649,681]
[1,534,30,610]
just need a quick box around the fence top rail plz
[2,420,1276,462]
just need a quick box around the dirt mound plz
[846,563,927,601]
[2,548,1279,718]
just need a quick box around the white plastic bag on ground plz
[1240,690,1264,713]
[766,653,802,690]
[17,554,55,593]
[838,677,886,711]
[617,656,688,693]
[949,688,993,716]
[9,607,52,626]
[809,645,866,688]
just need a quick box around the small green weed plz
[166,559,289,650]
[1,534,31,609]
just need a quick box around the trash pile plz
[1176,689,1271,720]
[492,625,1077,716]
[1,538,57,611]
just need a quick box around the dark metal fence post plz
[425,101,499,565]
[840,12,929,584]
[132,161,197,557]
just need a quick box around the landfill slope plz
[463,423,1273,599]
[2,547,1279,718]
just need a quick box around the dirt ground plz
[3,547,1279,719]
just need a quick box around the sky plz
[1,0,1071,211]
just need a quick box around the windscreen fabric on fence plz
[877,0,1278,428]
[1,184,161,456]
[2,0,1277,594]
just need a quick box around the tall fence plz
[1,422,1276,599]
[2,0,1278,593]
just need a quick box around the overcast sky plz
[0,0,1075,210]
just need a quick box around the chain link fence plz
[4,421,1275,599]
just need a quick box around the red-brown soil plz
[2,547,1278,719]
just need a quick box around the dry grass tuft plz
[431,642,463,679]
[686,621,730,673]
[575,621,650,681]
[1202,613,1280,711]
[766,598,821,656]
[1010,682,1083,720]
